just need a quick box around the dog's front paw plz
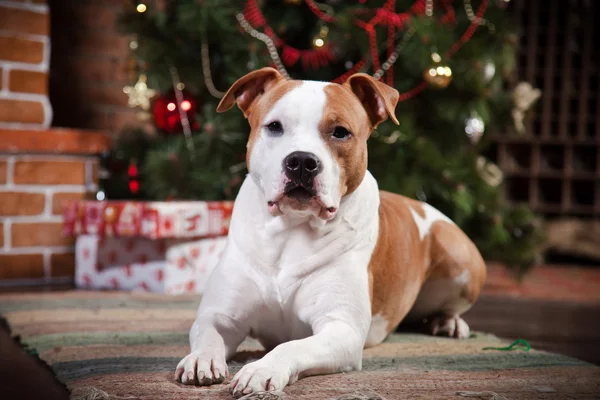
[229,360,290,398]
[175,351,228,386]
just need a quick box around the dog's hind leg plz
[405,221,487,339]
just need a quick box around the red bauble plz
[152,90,200,134]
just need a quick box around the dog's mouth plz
[267,183,337,221]
[284,185,315,204]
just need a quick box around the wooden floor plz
[465,294,600,365]
[0,264,598,399]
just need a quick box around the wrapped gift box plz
[64,200,233,239]
[75,235,227,294]
[65,200,233,294]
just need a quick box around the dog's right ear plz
[216,67,285,117]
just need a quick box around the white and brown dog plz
[175,68,486,397]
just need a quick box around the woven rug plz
[0,291,598,400]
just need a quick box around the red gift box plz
[64,200,234,239]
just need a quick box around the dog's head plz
[217,68,399,220]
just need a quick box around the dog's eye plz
[266,121,283,135]
[332,126,351,140]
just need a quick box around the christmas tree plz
[107,0,544,274]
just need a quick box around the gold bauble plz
[423,63,453,89]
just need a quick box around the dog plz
[175,68,486,397]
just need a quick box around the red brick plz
[9,70,48,95]
[0,128,110,154]
[0,160,6,184]
[0,6,49,36]
[12,222,74,247]
[0,99,44,124]
[50,252,75,277]
[52,192,91,215]
[0,36,44,63]
[0,254,44,279]
[13,160,86,185]
[91,160,98,184]
[0,192,45,216]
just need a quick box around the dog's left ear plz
[217,67,285,117]
[344,73,399,128]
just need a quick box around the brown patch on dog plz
[216,68,301,170]
[321,84,372,196]
[368,193,487,336]
[368,193,431,333]
[427,222,487,304]
[343,73,400,128]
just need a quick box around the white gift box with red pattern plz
[74,235,227,294]
[66,200,233,294]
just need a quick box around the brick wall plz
[0,1,116,287]
[49,0,138,135]
[0,0,52,129]
[0,154,98,285]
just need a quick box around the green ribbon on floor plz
[482,338,531,352]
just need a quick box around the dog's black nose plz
[283,151,322,184]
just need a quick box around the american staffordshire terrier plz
[175,68,486,397]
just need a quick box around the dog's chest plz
[247,271,314,347]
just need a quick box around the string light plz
[200,38,226,98]
[464,0,495,33]
[236,13,291,80]
[136,3,146,13]
[373,26,416,80]
[425,0,433,17]
[314,38,325,47]
[236,0,489,102]
[167,102,176,111]
[181,100,192,111]
[168,66,195,157]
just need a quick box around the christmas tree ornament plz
[465,111,485,144]
[483,60,496,83]
[312,25,329,48]
[152,89,200,135]
[123,74,156,111]
[512,81,541,134]
[477,156,503,187]
[128,159,140,195]
[423,53,453,89]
